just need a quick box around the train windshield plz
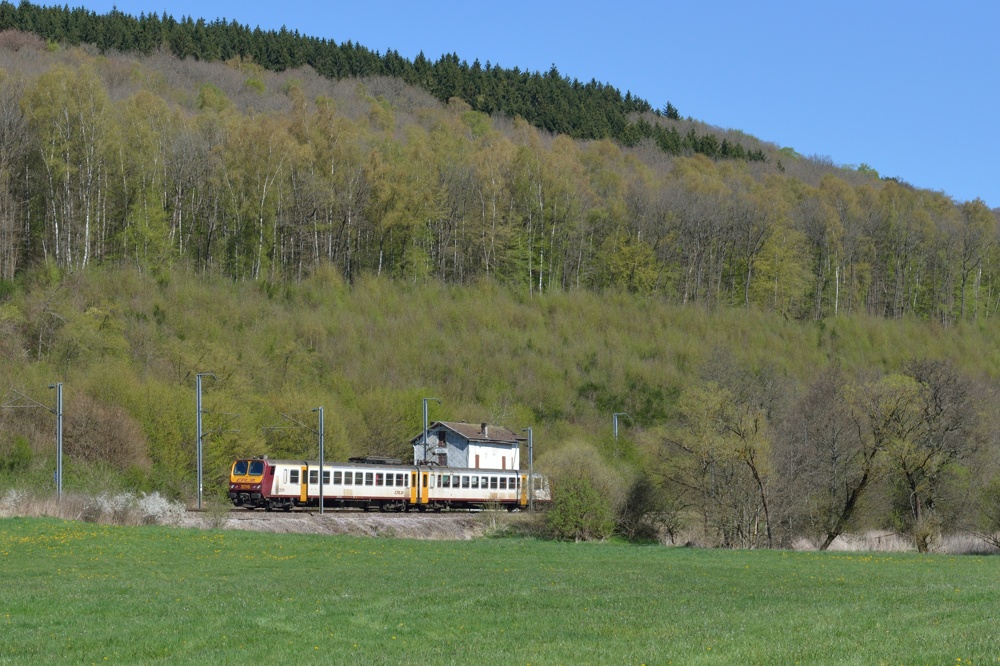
[233,460,266,476]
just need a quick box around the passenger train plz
[229,457,550,512]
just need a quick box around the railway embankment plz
[182,509,537,540]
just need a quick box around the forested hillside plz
[0,2,766,159]
[0,26,993,322]
[1,5,999,548]
[3,267,1000,549]
[0,10,994,323]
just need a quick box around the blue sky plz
[78,1,1000,208]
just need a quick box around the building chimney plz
[481,422,488,437]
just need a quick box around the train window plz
[365,472,374,486]
[385,474,393,487]
[333,471,342,484]
[396,474,405,486]
[470,476,479,489]
[490,477,498,490]
[233,460,248,475]
[248,460,265,475]
[322,471,331,484]
[309,470,319,484]
[461,476,470,489]
[499,477,507,490]
[442,475,450,488]
[376,473,383,486]
[344,472,353,485]
[289,469,299,484]
[481,476,488,488]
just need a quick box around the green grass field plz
[1,518,996,665]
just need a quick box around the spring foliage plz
[0,9,998,544]
[0,34,990,327]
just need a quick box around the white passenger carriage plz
[229,457,551,512]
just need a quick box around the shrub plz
[0,488,27,515]
[546,476,614,541]
[63,395,151,471]
[1,435,32,473]
[81,491,186,526]
[977,476,1000,549]
[537,441,670,541]
[137,492,187,526]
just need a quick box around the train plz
[228,456,551,512]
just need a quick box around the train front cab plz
[229,459,270,508]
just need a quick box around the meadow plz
[0,517,996,664]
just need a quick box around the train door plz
[299,465,308,504]
[410,471,418,504]
[419,470,429,504]
[519,474,528,507]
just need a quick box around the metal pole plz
[523,427,533,513]
[314,407,324,515]
[613,412,631,457]
[422,397,440,463]
[195,373,216,510]
[48,383,62,501]
[196,374,203,510]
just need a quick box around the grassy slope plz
[4,264,1000,496]
[1,517,996,664]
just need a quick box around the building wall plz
[468,444,519,470]
[413,430,520,469]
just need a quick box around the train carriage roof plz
[237,458,526,473]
